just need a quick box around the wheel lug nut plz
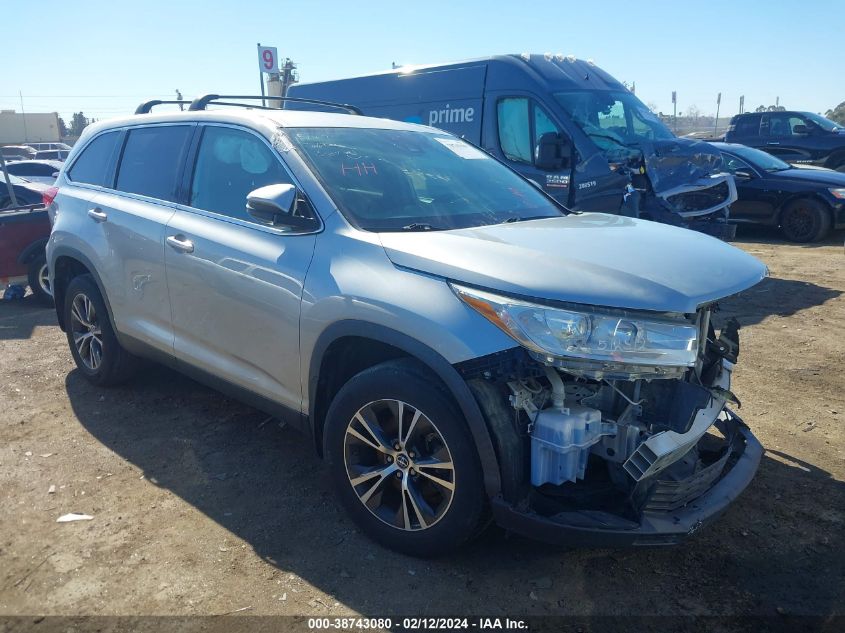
[386,456,393,463]
[395,471,403,479]
[409,468,416,476]
[408,451,415,459]
[393,442,401,450]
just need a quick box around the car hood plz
[379,214,767,314]
[638,138,724,193]
[773,167,845,187]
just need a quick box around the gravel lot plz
[1,227,843,626]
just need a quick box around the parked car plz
[1,145,37,162]
[35,149,70,161]
[289,54,737,239]
[1,159,63,184]
[1,174,54,303]
[46,96,767,556]
[27,142,72,152]
[713,142,845,242]
[724,111,845,171]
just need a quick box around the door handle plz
[767,142,780,145]
[166,235,194,254]
[87,208,108,222]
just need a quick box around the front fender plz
[307,319,507,498]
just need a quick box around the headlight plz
[829,188,845,199]
[452,283,698,370]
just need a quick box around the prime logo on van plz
[429,105,475,126]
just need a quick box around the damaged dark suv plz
[289,53,738,239]
[48,99,767,556]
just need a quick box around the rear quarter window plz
[115,125,193,202]
[68,131,121,187]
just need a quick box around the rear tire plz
[63,274,138,386]
[27,254,53,306]
[324,358,487,557]
[779,198,832,243]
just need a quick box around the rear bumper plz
[491,409,762,547]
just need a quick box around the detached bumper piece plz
[688,218,737,241]
[491,409,762,547]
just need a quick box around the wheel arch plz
[775,192,835,225]
[17,238,48,266]
[823,149,845,171]
[50,246,114,332]
[308,320,503,498]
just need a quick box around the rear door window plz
[188,126,293,222]
[732,116,759,137]
[116,125,193,202]
[68,131,121,186]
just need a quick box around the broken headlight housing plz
[452,283,698,377]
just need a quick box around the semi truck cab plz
[289,54,736,238]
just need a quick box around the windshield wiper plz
[503,215,553,224]
[401,222,436,231]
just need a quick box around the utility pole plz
[739,95,745,114]
[19,91,28,142]
[672,91,677,134]
[714,92,721,137]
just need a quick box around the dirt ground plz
[1,226,843,625]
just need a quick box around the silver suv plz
[47,95,768,556]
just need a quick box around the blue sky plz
[4,0,843,123]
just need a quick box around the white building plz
[0,110,61,144]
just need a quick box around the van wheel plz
[780,198,831,242]
[64,274,138,386]
[27,254,53,305]
[324,359,486,557]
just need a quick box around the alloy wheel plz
[782,204,815,241]
[38,263,52,296]
[70,293,103,370]
[343,399,455,531]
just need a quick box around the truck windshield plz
[287,127,564,232]
[803,112,843,133]
[554,90,675,150]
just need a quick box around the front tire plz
[780,198,832,243]
[63,274,138,386]
[27,254,53,305]
[324,359,486,557]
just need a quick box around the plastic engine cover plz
[531,404,609,486]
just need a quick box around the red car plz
[0,173,55,303]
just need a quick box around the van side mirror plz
[535,132,572,171]
[246,183,309,228]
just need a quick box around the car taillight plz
[42,186,59,206]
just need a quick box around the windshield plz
[287,128,564,232]
[725,145,791,172]
[803,112,843,132]
[554,90,675,150]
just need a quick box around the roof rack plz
[135,100,187,114]
[187,94,362,115]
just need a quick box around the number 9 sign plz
[257,45,278,73]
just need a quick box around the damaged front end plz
[455,286,762,546]
[618,138,738,241]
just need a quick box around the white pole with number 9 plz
[256,43,278,107]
